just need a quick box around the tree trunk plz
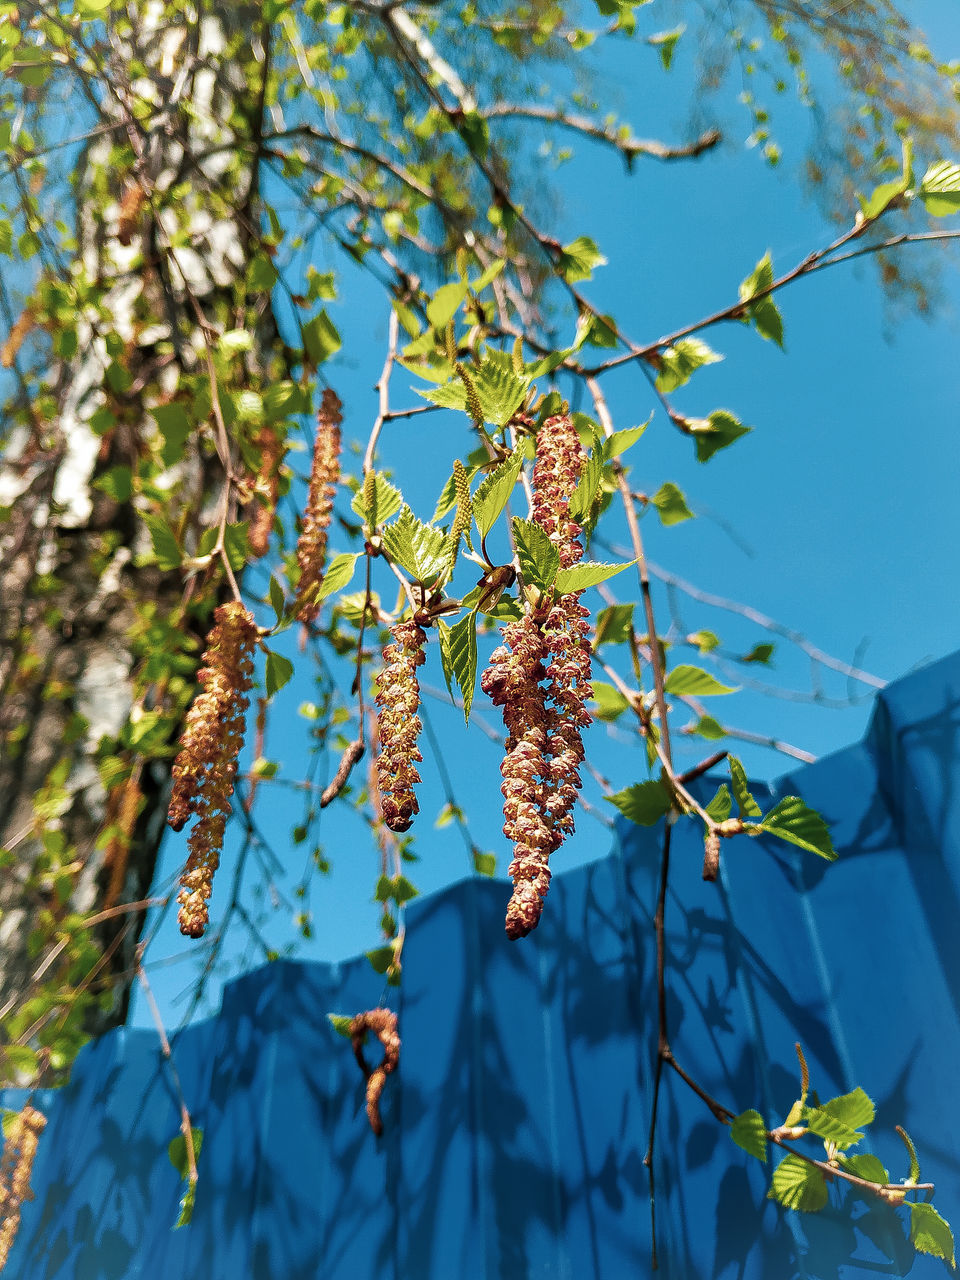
[0,5,273,1043]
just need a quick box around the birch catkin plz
[375,620,426,833]
[350,1009,400,1137]
[481,413,593,939]
[0,1105,45,1272]
[295,388,343,622]
[167,602,257,937]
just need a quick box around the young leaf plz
[311,551,360,604]
[664,665,737,696]
[175,1181,197,1229]
[365,944,397,975]
[168,1128,204,1180]
[841,1153,888,1186]
[705,785,732,824]
[909,1204,955,1267]
[692,714,726,740]
[728,756,762,818]
[690,629,720,653]
[655,337,722,394]
[651,482,694,526]
[222,522,250,573]
[603,420,650,460]
[801,1103,865,1151]
[820,1087,875,1132]
[731,1109,767,1163]
[569,442,604,523]
[264,650,294,698]
[472,444,524,537]
[437,611,478,723]
[594,603,634,647]
[473,352,530,426]
[649,25,684,69]
[768,1153,828,1212]
[415,380,469,412]
[761,796,837,861]
[605,780,672,826]
[381,507,449,584]
[268,574,286,625]
[689,410,752,463]
[741,642,775,665]
[473,850,497,877]
[302,310,341,364]
[588,681,630,721]
[558,235,607,283]
[859,138,914,221]
[426,280,469,328]
[739,251,774,304]
[919,160,960,218]
[326,1013,354,1038]
[351,473,402,528]
[142,514,182,570]
[512,517,560,592]
[555,560,633,594]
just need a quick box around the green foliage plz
[605,780,672,826]
[651,482,694,526]
[472,445,524,538]
[909,1203,955,1266]
[512,517,560,592]
[438,611,479,723]
[664,665,737,696]
[768,1153,828,1212]
[731,1109,767,1162]
[655,338,722,393]
[759,796,837,861]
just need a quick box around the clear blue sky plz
[129,1,960,1027]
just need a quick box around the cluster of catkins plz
[295,388,342,622]
[350,1009,400,1137]
[167,602,257,938]
[0,1105,45,1270]
[374,620,426,833]
[481,413,592,939]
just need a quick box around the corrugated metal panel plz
[5,652,960,1278]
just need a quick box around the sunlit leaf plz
[768,1153,828,1212]
[731,1109,767,1162]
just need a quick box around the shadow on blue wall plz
[5,653,960,1278]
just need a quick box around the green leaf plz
[603,420,650,460]
[909,1204,955,1267]
[248,254,279,291]
[589,681,630,722]
[351,472,403,528]
[326,1013,354,1038]
[437,611,478,723]
[731,1109,767,1162]
[175,1181,197,1229]
[268,575,286,625]
[381,507,450,585]
[264,651,294,698]
[664,665,737,696]
[168,1128,204,1180]
[473,352,530,427]
[690,410,752,463]
[919,159,960,217]
[841,1153,888,1186]
[473,850,497,877]
[606,780,672,826]
[93,465,132,502]
[728,756,762,818]
[739,251,775,304]
[568,439,604,523]
[649,25,684,69]
[555,560,633,594]
[222,522,250,573]
[761,796,837,861]
[820,1087,874,1132]
[302,310,341,364]
[426,280,469,328]
[150,402,192,465]
[594,603,634,647]
[705,784,732,822]
[142,514,182,570]
[769,1153,828,1212]
[741,642,775,665]
[859,138,913,221]
[693,714,726,740]
[690,629,720,654]
[512,517,560,592]
[558,235,607,283]
[311,551,360,604]
[801,1104,865,1151]
[470,259,506,294]
[472,444,524,537]
[655,338,722,393]
[651,482,694,526]
[365,943,398,975]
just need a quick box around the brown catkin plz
[375,621,426,833]
[247,424,284,558]
[295,389,342,622]
[350,1009,400,1137]
[167,602,257,938]
[0,1105,45,1272]
[480,413,592,940]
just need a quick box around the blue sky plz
[130,2,960,1026]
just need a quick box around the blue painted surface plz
[5,652,960,1278]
